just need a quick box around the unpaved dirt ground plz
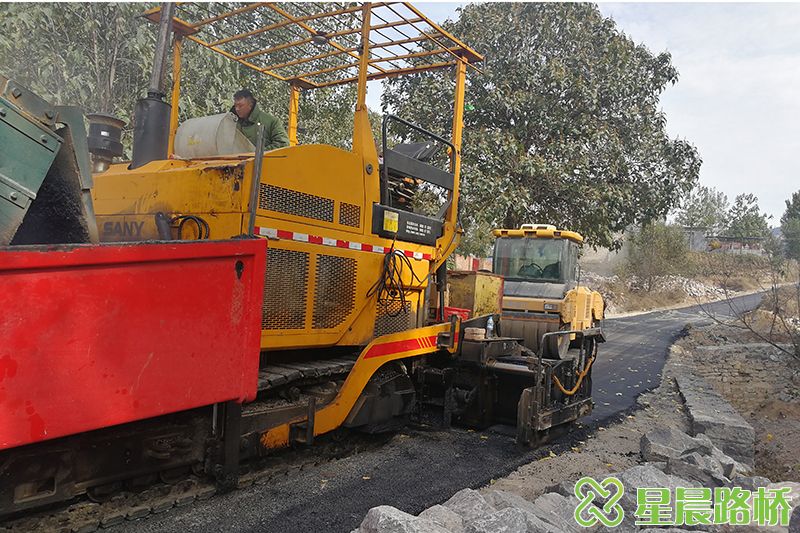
[752,401,800,481]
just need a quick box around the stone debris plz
[356,506,450,533]
[676,374,756,466]
[579,272,731,314]
[352,420,791,533]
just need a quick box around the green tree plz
[675,186,728,231]
[781,190,800,260]
[782,190,800,224]
[625,222,689,292]
[0,3,155,128]
[0,3,359,151]
[380,3,700,254]
[724,193,771,239]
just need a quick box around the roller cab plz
[492,224,604,358]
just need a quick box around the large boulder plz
[418,505,464,533]
[614,464,696,531]
[464,508,528,533]
[768,481,800,530]
[790,503,800,533]
[529,492,588,533]
[665,453,728,487]
[357,506,451,533]
[484,491,562,533]
[694,434,752,477]
[728,474,771,492]
[676,375,755,466]
[640,426,709,462]
[442,489,497,523]
[639,529,695,533]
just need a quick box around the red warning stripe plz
[254,227,433,261]
[363,335,440,359]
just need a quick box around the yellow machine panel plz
[92,146,435,350]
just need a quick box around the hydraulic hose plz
[551,339,597,396]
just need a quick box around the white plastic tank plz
[173,112,254,158]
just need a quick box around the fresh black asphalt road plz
[121,293,763,533]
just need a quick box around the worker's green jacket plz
[235,103,290,150]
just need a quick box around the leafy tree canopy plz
[781,190,800,260]
[0,3,358,152]
[381,2,701,255]
[781,190,800,225]
[624,221,688,292]
[724,193,771,239]
[675,185,728,232]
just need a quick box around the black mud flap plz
[343,362,416,434]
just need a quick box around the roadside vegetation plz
[590,188,800,324]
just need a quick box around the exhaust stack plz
[130,2,175,169]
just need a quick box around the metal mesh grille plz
[263,248,309,330]
[259,184,334,222]
[374,300,414,337]
[339,202,361,228]
[312,255,357,329]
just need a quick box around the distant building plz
[706,235,764,255]
[679,226,765,255]
[681,226,711,252]
[452,254,493,271]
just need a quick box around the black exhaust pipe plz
[130,94,170,168]
[130,2,175,169]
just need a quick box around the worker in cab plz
[230,89,290,150]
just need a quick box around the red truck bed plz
[0,239,266,451]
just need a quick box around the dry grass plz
[684,252,774,291]
[603,282,687,313]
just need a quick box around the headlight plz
[543,303,557,311]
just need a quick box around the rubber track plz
[258,356,358,391]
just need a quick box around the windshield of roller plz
[493,237,566,282]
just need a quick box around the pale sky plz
[369,2,800,224]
